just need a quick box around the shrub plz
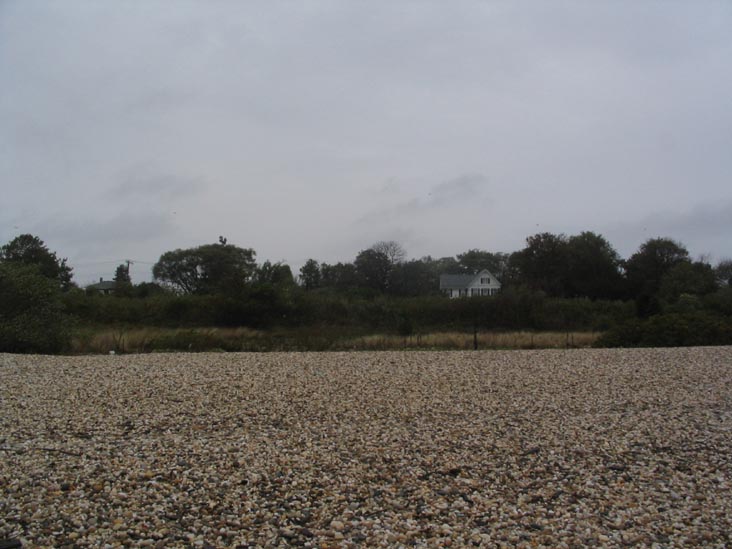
[596,312,732,348]
[0,263,70,353]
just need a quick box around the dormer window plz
[480,277,490,284]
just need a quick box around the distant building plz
[439,269,501,298]
[86,278,117,295]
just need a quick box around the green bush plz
[596,312,732,348]
[0,263,70,353]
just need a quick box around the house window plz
[481,288,489,296]
[471,288,479,296]
[480,277,490,284]
[491,288,499,296]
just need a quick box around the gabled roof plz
[439,269,499,289]
[439,274,476,289]
[86,280,117,291]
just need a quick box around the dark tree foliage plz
[354,249,392,292]
[299,259,322,290]
[320,262,358,291]
[254,261,295,287]
[114,263,132,285]
[388,259,440,297]
[716,259,732,287]
[113,262,133,296]
[512,233,570,297]
[132,282,169,298]
[564,232,625,300]
[455,249,509,279]
[152,237,256,294]
[0,234,74,291]
[0,262,70,353]
[659,261,718,303]
[430,256,461,275]
[624,238,690,300]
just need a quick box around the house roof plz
[86,280,117,291]
[439,269,499,289]
[439,274,476,289]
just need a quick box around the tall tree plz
[320,262,358,291]
[456,249,510,279]
[715,259,732,287]
[370,241,407,266]
[388,259,439,296]
[512,233,570,296]
[0,234,74,291]
[564,232,624,299]
[254,261,295,287]
[299,259,322,290]
[625,237,690,299]
[659,261,718,303]
[0,262,70,353]
[152,238,256,294]
[114,263,132,284]
[354,249,391,292]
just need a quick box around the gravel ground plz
[1,348,731,548]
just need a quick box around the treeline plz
[1,232,731,353]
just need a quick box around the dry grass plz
[71,327,600,354]
[343,330,600,350]
[71,326,264,354]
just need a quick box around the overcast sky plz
[2,1,731,285]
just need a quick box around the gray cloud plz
[357,174,492,224]
[1,1,731,280]
[106,171,203,202]
[604,200,732,261]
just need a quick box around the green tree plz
[625,237,690,299]
[113,262,133,297]
[564,232,624,300]
[152,237,256,294]
[512,233,570,296]
[715,259,732,287]
[0,234,74,291]
[354,248,391,292]
[431,256,461,275]
[114,263,131,285]
[254,261,295,287]
[455,249,510,282]
[320,262,358,291]
[388,259,439,297]
[659,261,718,303]
[299,259,322,290]
[0,262,70,353]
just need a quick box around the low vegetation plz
[70,326,601,354]
[1,233,731,353]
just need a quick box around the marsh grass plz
[342,331,599,350]
[71,326,599,353]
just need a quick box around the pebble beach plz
[1,348,731,547]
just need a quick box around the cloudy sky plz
[2,1,731,284]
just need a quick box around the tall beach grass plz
[71,326,600,354]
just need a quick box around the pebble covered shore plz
[1,348,731,548]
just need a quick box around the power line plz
[69,258,156,266]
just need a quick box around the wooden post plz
[473,324,478,350]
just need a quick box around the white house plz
[439,269,501,298]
